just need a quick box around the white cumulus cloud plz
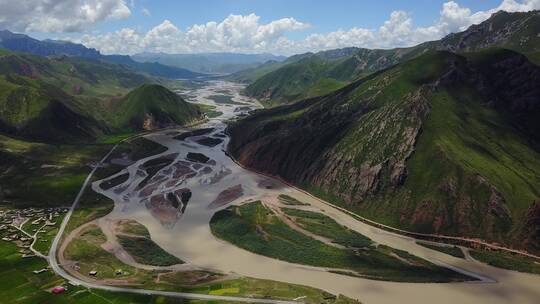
[283,0,540,53]
[0,0,131,33]
[17,0,540,55]
[79,14,310,54]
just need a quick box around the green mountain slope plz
[243,48,363,105]
[0,49,151,141]
[0,133,114,206]
[0,49,202,141]
[228,49,540,254]
[0,74,104,142]
[244,56,349,106]
[227,52,318,83]
[226,60,286,83]
[113,84,203,130]
[244,10,540,107]
[0,50,149,98]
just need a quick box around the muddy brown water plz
[92,81,540,304]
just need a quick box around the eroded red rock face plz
[142,113,155,130]
[404,175,512,239]
[521,201,540,254]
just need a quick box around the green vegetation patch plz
[281,208,372,248]
[211,201,471,282]
[64,226,153,281]
[417,242,465,259]
[205,111,223,118]
[33,214,66,255]
[197,103,223,118]
[277,194,309,206]
[0,134,114,207]
[64,199,113,237]
[119,220,151,238]
[0,226,179,304]
[172,276,361,304]
[96,132,137,144]
[305,77,346,99]
[116,136,169,162]
[158,271,224,287]
[470,249,540,275]
[207,94,245,105]
[117,235,183,266]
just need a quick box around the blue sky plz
[1,0,539,55]
[102,0,501,35]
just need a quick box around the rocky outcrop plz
[304,86,430,203]
[520,201,540,254]
[142,113,155,130]
[436,10,540,53]
[229,50,540,251]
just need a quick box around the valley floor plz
[2,81,539,304]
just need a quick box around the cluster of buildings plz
[1,230,34,257]
[0,207,75,296]
[1,207,68,226]
[0,207,68,257]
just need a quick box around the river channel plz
[92,80,540,304]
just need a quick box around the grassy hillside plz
[112,84,203,130]
[227,60,286,83]
[244,53,356,106]
[228,49,540,254]
[243,46,429,106]
[0,49,153,141]
[0,74,105,142]
[0,134,114,207]
[0,49,202,141]
[0,50,148,98]
[0,52,204,207]
[244,10,540,107]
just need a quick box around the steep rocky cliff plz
[228,50,540,253]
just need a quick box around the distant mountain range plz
[0,30,203,79]
[0,30,101,58]
[102,54,203,79]
[228,11,540,254]
[132,52,287,74]
[243,10,540,106]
